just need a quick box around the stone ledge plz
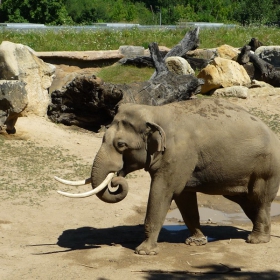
[35,50,124,61]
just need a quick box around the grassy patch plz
[2,26,280,52]
[0,135,90,204]
[98,64,154,84]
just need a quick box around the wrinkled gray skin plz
[91,98,280,255]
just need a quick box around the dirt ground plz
[1,92,280,280]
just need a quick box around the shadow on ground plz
[138,269,280,280]
[53,224,249,252]
[31,225,280,279]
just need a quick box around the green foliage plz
[233,0,277,26]
[174,4,199,23]
[1,0,280,26]
[0,0,73,25]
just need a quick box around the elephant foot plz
[135,240,159,255]
[247,232,270,244]
[185,236,207,246]
[6,127,16,134]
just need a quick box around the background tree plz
[64,0,100,24]
[0,0,72,24]
[1,0,280,26]
[233,0,277,25]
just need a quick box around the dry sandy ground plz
[1,94,280,280]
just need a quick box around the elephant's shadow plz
[56,224,250,251]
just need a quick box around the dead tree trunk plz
[237,45,280,87]
[150,26,201,77]
[48,28,203,131]
[119,27,207,71]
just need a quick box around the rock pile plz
[2,28,280,133]
[0,41,55,133]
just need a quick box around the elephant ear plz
[146,122,166,154]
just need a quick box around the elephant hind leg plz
[223,193,271,244]
[174,191,207,246]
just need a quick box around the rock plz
[49,65,100,93]
[255,46,280,68]
[35,50,124,61]
[187,48,217,60]
[212,86,248,99]
[250,79,274,88]
[0,81,28,133]
[197,57,251,94]
[216,44,240,60]
[165,56,195,75]
[119,46,145,58]
[0,41,55,117]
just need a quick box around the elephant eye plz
[117,141,126,148]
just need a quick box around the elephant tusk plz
[54,176,91,186]
[57,173,115,198]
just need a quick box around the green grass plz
[98,64,154,84]
[2,25,280,52]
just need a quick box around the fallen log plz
[119,28,208,71]
[237,45,280,86]
[48,28,203,131]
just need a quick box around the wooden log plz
[237,45,280,87]
[48,28,204,130]
[150,27,200,79]
[119,28,202,71]
[119,55,209,71]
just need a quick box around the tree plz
[233,0,277,25]
[0,0,72,25]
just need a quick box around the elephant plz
[55,98,280,255]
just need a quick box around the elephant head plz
[55,103,166,203]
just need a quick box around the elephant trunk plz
[91,146,129,203]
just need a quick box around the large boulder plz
[0,41,55,117]
[187,48,217,60]
[197,57,251,94]
[212,85,248,99]
[0,81,28,133]
[119,46,145,58]
[165,56,195,75]
[216,44,240,60]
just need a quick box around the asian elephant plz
[55,98,280,255]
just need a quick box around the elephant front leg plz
[175,191,207,246]
[135,177,173,255]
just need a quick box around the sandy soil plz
[1,93,280,280]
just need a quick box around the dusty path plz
[1,95,280,280]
